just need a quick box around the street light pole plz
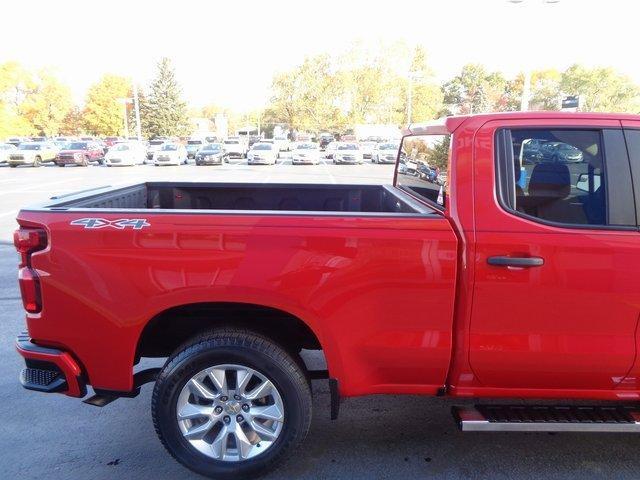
[407,79,413,125]
[133,83,142,140]
[118,98,133,138]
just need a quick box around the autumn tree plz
[82,74,132,136]
[560,65,640,112]
[19,70,72,136]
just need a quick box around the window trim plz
[494,127,637,231]
[395,133,450,212]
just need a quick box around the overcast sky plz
[1,0,637,110]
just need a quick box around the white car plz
[104,141,146,166]
[154,143,188,166]
[247,142,278,165]
[371,142,400,164]
[359,141,377,160]
[332,143,363,164]
[0,143,17,164]
[223,138,247,159]
[291,142,320,165]
[273,136,290,152]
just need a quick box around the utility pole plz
[133,83,142,140]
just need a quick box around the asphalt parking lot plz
[2,159,640,479]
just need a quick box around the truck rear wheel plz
[152,329,312,479]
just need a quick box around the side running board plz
[453,405,640,432]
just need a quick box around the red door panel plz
[469,119,640,390]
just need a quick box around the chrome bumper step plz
[454,405,640,432]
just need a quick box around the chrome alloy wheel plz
[176,364,285,462]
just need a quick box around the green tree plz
[83,74,132,136]
[143,57,190,138]
[442,64,511,114]
[19,70,72,136]
[561,65,640,112]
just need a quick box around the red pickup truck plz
[14,112,640,479]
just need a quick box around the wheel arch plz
[136,302,326,369]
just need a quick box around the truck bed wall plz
[47,183,432,215]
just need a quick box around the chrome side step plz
[454,405,640,432]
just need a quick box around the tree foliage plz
[142,57,190,138]
[83,74,132,136]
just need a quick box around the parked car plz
[17,111,640,480]
[6,137,25,147]
[146,139,167,161]
[318,133,334,150]
[322,141,339,159]
[332,142,363,164]
[371,142,399,163]
[417,162,438,182]
[0,143,18,164]
[223,138,247,159]
[186,139,206,159]
[359,141,376,160]
[195,143,225,165]
[291,142,320,164]
[55,141,104,167]
[154,143,188,166]
[104,141,146,166]
[273,136,290,152]
[8,141,57,167]
[104,136,123,148]
[540,141,584,163]
[247,142,278,165]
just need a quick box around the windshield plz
[113,144,130,151]
[19,143,41,150]
[253,144,272,150]
[161,144,179,151]
[66,142,88,150]
[187,140,202,145]
[296,143,317,150]
[379,143,399,150]
[150,140,165,145]
[225,140,239,144]
[203,144,222,151]
[338,144,358,150]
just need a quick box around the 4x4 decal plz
[70,218,150,230]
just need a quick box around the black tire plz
[57,163,65,167]
[152,328,312,480]
[9,164,17,168]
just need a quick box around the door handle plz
[487,256,544,267]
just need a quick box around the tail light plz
[14,227,47,314]
[14,227,47,267]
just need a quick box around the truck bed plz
[35,182,435,216]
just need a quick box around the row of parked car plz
[0,135,401,168]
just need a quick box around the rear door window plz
[496,128,635,227]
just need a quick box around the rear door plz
[469,119,640,391]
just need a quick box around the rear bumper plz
[16,333,86,398]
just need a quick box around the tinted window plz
[337,144,358,150]
[253,144,273,150]
[499,128,634,227]
[162,144,179,151]
[397,134,450,208]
